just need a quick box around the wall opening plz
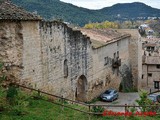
[64,59,68,78]
[76,75,87,102]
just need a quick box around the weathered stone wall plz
[142,64,148,87]
[0,20,141,101]
[128,33,142,90]
[0,21,23,82]
[21,21,43,88]
[0,21,43,88]
[142,64,160,87]
[39,21,93,100]
[87,38,131,100]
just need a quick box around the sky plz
[60,0,160,10]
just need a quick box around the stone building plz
[0,0,142,102]
[142,41,160,88]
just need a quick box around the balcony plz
[112,57,121,68]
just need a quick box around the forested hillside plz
[11,0,160,26]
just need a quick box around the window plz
[64,59,68,78]
[148,73,152,77]
[142,75,144,79]
[156,65,160,69]
[104,57,108,65]
[114,53,116,58]
[117,51,119,58]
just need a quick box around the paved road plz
[95,92,140,112]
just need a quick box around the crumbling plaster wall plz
[39,21,93,100]
[88,37,130,100]
[0,20,141,101]
[0,20,43,88]
[129,35,142,90]
[0,21,23,81]
[21,21,43,88]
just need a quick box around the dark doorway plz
[76,75,87,102]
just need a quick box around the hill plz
[100,2,160,19]
[11,0,160,26]
[11,0,107,26]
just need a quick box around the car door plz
[114,90,118,99]
[113,90,117,99]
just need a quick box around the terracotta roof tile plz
[80,28,131,48]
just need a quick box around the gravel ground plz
[95,92,140,112]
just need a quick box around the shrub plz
[6,84,18,105]
[91,106,105,113]
[135,90,160,112]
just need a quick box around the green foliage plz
[120,65,135,92]
[6,84,18,105]
[136,90,160,112]
[0,88,160,119]
[11,0,160,26]
[149,20,160,37]
[84,21,120,29]
[91,106,105,113]
[0,63,6,83]
[0,62,7,112]
[58,98,68,105]
[136,90,151,112]
[0,63,3,70]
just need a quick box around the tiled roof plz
[80,28,130,48]
[0,0,41,20]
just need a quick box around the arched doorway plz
[76,75,87,102]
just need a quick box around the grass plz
[0,89,160,120]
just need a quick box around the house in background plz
[142,41,160,88]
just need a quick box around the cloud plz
[60,0,160,9]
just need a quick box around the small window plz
[148,73,152,77]
[117,51,119,58]
[142,75,144,79]
[157,65,160,69]
[114,53,116,58]
[64,59,68,78]
[104,57,108,65]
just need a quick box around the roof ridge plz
[0,0,42,20]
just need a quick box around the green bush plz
[136,90,160,112]
[91,106,105,113]
[6,84,18,105]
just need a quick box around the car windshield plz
[104,90,113,94]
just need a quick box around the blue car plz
[100,89,119,102]
[148,94,160,103]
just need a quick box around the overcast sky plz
[60,0,160,9]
